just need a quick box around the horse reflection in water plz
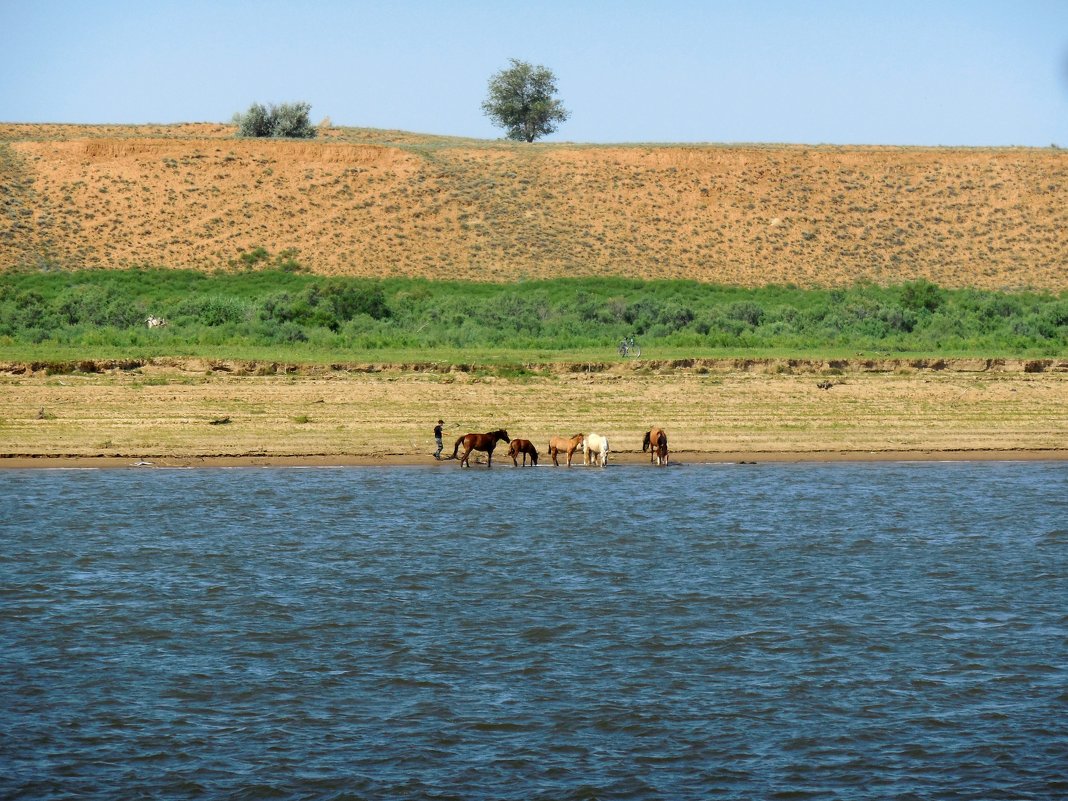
[507,439,538,466]
[642,428,669,466]
[452,429,510,468]
[583,433,610,467]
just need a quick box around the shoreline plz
[4,365,1064,470]
[3,449,1066,470]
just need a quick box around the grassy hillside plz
[2,123,1065,291]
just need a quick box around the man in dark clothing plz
[434,420,445,459]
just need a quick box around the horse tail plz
[642,431,650,452]
[452,435,465,458]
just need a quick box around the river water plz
[2,462,1066,800]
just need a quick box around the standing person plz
[433,419,445,459]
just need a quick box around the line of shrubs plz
[1,270,1065,355]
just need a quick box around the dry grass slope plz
[2,123,1066,290]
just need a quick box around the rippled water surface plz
[2,462,1067,800]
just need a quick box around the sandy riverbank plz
[2,358,1065,468]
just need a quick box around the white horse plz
[583,433,610,467]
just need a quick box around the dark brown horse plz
[508,438,538,466]
[548,433,584,467]
[642,428,669,466]
[452,429,510,467]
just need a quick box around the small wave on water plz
[1,461,1066,800]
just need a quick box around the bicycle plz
[618,336,641,358]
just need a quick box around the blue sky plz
[2,0,1066,146]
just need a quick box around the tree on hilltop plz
[481,59,569,142]
[233,101,316,139]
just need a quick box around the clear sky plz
[2,0,1066,146]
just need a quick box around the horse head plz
[495,429,510,443]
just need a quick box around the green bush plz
[269,102,316,138]
[238,246,271,268]
[727,301,764,327]
[234,102,316,139]
[235,103,272,137]
[901,279,945,313]
[174,296,251,326]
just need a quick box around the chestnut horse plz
[642,428,669,466]
[583,433,610,467]
[548,433,584,467]
[452,429,510,468]
[508,438,539,466]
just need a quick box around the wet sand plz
[2,449,1066,470]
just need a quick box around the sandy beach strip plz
[2,361,1065,469]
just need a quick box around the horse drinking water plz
[508,439,538,466]
[642,428,669,466]
[452,429,510,468]
[583,433,610,467]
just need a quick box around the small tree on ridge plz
[481,59,569,142]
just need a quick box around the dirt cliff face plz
[2,123,1065,290]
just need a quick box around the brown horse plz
[508,438,539,466]
[452,429,510,468]
[642,428,669,466]
[548,433,584,467]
